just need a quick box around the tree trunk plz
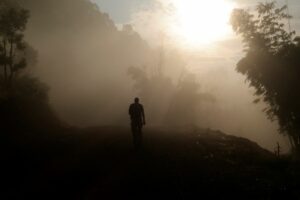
[288,135,295,150]
[290,131,300,158]
[296,135,300,155]
[8,39,14,86]
[4,65,7,82]
[3,40,8,82]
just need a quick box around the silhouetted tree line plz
[0,4,29,86]
[231,1,300,154]
[0,2,59,134]
[4,0,153,126]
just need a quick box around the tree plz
[0,6,30,86]
[165,73,202,126]
[230,1,300,153]
[0,3,55,133]
[128,66,175,124]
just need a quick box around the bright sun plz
[167,0,235,48]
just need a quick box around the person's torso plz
[130,103,143,119]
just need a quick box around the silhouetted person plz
[129,97,146,150]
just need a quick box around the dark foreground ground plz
[2,126,300,199]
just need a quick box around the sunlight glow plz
[166,0,235,48]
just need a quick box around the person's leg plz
[136,122,143,149]
[131,120,135,134]
[131,121,139,150]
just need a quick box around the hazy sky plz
[92,0,300,49]
[93,0,300,24]
[92,0,150,23]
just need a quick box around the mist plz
[10,0,290,151]
[4,0,300,198]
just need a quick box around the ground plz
[3,126,300,199]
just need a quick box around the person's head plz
[134,97,139,103]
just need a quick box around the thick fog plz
[13,0,292,151]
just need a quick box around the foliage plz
[0,3,59,135]
[231,2,294,53]
[128,66,175,124]
[0,4,30,85]
[230,1,300,152]
[165,73,214,126]
[128,66,214,126]
[0,75,62,136]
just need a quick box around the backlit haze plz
[4,0,300,195]
[21,0,299,152]
[128,0,235,49]
[130,0,235,48]
[90,0,300,151]
[159,0,235,47]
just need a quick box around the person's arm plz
[141,105,146,125]
[129,105,132,117]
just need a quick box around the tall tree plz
[230,1,300,153]
[0,5,29,85]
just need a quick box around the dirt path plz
[5,126,300,199]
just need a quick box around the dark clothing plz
[129,103,145,121]
[129,103,145,150]
[131,120,143,150]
